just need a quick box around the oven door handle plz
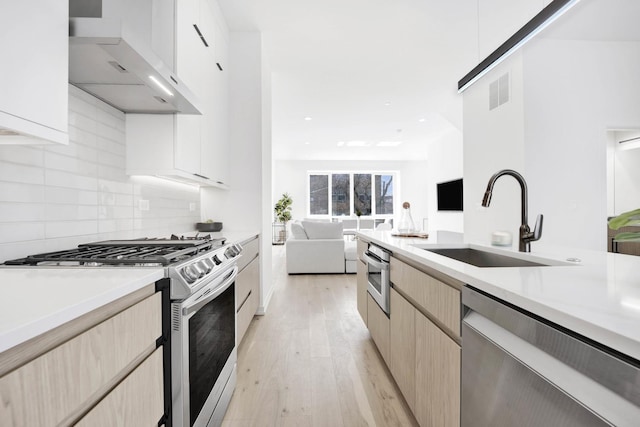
[362,253,389,270]
[183,266,238,316]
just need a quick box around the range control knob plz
[181,265,201,284]
[224,244,242,259]
[212,255,222,265]
[200,258,214,273]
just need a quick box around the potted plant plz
[609,208,640,242]
[273,193,292,244]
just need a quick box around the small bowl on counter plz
[196,222,223,232]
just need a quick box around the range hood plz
[69,0,201,114]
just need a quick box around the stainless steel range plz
[3,235,242,427]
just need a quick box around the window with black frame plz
[308,172,396,220]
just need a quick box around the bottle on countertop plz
[397,201,416,233]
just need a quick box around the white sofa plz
[286,220,351,274]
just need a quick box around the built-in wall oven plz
[363,243,391,315]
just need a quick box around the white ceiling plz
[217,0,479,161]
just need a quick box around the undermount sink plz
[423,248,551,268]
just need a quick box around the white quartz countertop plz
[0,267,164,354]
[358,230,640,361]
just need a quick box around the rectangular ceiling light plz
[376,141,403,147]
[457,0,581,93]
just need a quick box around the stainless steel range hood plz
[69,0,201,114]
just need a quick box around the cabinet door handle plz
[194,173,210,180]
[193,24,209,47]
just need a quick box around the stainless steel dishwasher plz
[462,286,640,427]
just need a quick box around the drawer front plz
[76,347,164,427]
[0,293,162,426]
[391,257,460,337]
[237,236,260,272]
[356,258,368,325]
[237,290,258,345]
[235,255,260,311]
[367,293,390,364]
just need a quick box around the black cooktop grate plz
[3,237,226,266]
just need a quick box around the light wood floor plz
[222,246,418,427]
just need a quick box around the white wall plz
[201,32,274,313]
[272,159,429,230]
[427,130,464,233]
[463,52,526,247]
[463,35,640,251]
[523,39,640,250]
[0,86,200,262]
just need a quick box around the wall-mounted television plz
[437,179,463,211]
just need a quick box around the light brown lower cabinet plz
[236,254,260,344]
[356,258,368,325]
[236,235,261,345]
[385,255,461,427]
[415,309,460,427]
[389,288,416,411]
[76,347,164,427]
[367,293,390,364]
[0,291,163,427]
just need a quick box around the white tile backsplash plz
[0,203,45,222]
[0,182,46,203]
[68,126,98,148]
[44,187,98,205]
[0,146,44,167]
[0,162,45,185]
[0,85,200,262]
[0,222,46,243]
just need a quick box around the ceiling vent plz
[489,73,510,110]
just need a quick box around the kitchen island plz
[358,230,640,360]
[357,229,640,427]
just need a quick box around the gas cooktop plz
[3,235,227,267]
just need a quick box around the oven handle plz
[362,253,389,270]
[183,266,238,316]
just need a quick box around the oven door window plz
[367,258,383,294]
[189,283,235,425]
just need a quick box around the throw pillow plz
[290,221,308,239]
[302,221,343,239]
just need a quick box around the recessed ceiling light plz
[304,116,312,121]
[376,141,403,147]
[304,141,311,145]
[346,140,369,147]
[418,118,426,122]
[384,101,391,106]
[337,141,345,147]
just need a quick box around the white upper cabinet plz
[126,0,230,187]
[200,0,229,184]
[0,1,68,145]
